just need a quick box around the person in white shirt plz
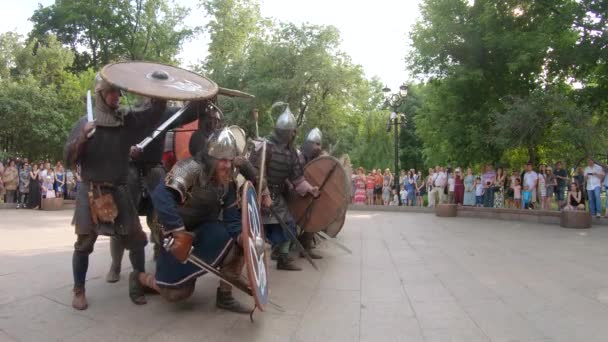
[584,158,605,217]
[523,162,538,209]
[430,166,447,205]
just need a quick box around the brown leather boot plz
[277,254,302,271]
[72,287,88,310]
[299,232,322,259]
[216,288,251,314]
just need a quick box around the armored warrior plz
[64,74,166,310]
[129,128,258,313]
[249,107,319,271]
[296,127,326,259]
[188,102,223,156]
[105,101,207,283]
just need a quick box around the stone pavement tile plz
[411,300,478,331]
[461,298,548,342]
[361,268,406,303]
[523,309,593,342]
[218,312,302,342]
[359,300,422,342]
[0,329,18,342]
[395,264,438,284]
[422,328,489,342]
[0,295,95,341]
[294,289,360,342]
[435,271,499,302]
[143,309,240,342]
[318,259,361,291]
[402,281,455,302]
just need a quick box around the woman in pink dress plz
[353,167,367,205]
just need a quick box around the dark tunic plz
[64,104,164,236]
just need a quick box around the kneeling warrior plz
[249,106,319,271]
[64,74,166,310]
[296,127,326,259]
[129,128,255,313]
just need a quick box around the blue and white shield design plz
[241,181,269,310]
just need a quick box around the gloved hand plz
[169,230,193,263]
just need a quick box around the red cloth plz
[454,175,464,204]
[366,176,375,190]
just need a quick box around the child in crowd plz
[390,189,399,206]
[400,185,408,205]
[475,177,483,207]
[513,178,522,209]
[447,174,455,204]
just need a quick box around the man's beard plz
[212,166,232,185]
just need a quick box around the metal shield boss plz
[241,181,269,311]
[288,156,349,233]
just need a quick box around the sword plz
[163,236,284,312]
[135,103,191,152]
[268,206,319,271]
[86,90,96,138]
[316,230,352,254]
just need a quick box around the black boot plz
[106,237,124,283]
[277,254,302,271]
[128,271,147,305]
[216,288,251,314]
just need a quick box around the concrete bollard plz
[560,210,591,229]
[41,198,64,211]
[436,203,457,217]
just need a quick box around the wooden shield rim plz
[324,211,346,238]
[292,156,350,233]
[241,181,269,310]
[100,61,219,101]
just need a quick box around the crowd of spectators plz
[351,159,608,217]
[0,157,80,208]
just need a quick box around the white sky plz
[1,0,422,91]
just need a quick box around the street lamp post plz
[383,84,408,205]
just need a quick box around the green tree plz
[408,0,580,165]
[30,0,195,71]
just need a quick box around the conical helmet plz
[275,106,297,130]
[207,128,237,160]
[306,127,322,144]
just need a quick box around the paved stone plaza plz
[2,209,608,341]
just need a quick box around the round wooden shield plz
[241,181,269,311]
[101,62,218,101]
[289,156,350,233]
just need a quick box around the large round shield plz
[324,212,346,238]
[101,62,218,101]
[241,181,268,311]
[289,156,350,233]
